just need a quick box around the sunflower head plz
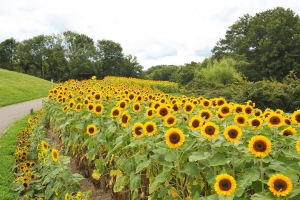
[110,107,121,118]
[224,125,242,143]
[157,105,170,118]
[268,174,293,197]
[133,102,142,113]
[248,117,263,130]
[183,102,195,114]
[165,128,185,148]
[143,121,157,136]
[201,122,219,139]
[291,109,300,124]
[234,114,248,127]
[248,135,272,157]
[119,112,131,127]
[189,116,203,130]
[266,113,285,127]
[281,126,297,136]
[86,124,97,136]
[164,115,177,127]
[199,109,213,121]
[214,174,236,196]
[218,104,232,117]
[132,123,144,138]
[146,108,155,119]
[52,148,59,162]
[94,103,104,114]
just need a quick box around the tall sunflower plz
[157,104,170,118]
[233,104,244,114]
[199,109,213,121]
[86,124,97,136]
[165,128,185,148]
[214,174,236,196]
[164,115,177,127]
[201,122,219,139]
[248,117,263,130]
[189,116,203,130]
[248,135,271,157]
[120,112,131,127]
[143,121,157,136]
[132,123,144,138]
[291,109,300,124]
[41,141,49,152]
[234,114,248,127]
[243,105,254,116]
[110,107,121,118]
[132,102,142,113]
[94,103,104,115]
[281,126,297,136]
[266,113,285,127]
[218,104,232,117]
[268,174,293,197]
[224,125,242,143]
[183,101,195,114]
[52,148,59,162]
[146,107,155,119]
[75,103,83,112]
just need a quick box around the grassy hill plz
[0,69,55,107]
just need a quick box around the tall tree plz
[0,38,18,70]
[212,7,300,81]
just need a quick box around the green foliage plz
[212,7,300,81]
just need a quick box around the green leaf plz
[164,151,176,162]
[95,159,105,174]
[149,172,169,193]
[136,159,151,173]
[114,176,129,193]
[250,192,275,200]
[72,173,84,182]
[242,166,260,183]
[181,162,200,176]
[189,151,211,162]
[130,173,141,190]
[209,153,228,166]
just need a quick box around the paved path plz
[0,98,45,133]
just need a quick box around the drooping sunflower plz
[248,135,272,157]
[224,125,242,143]
[268,174,293,197]
[75,103,83,112]
[52,148,59,162]
[164,115,177,127]
[120,112,131,127]
[110,107,121,118]
[165,128,185,148]
[146,107,156,119]
[234,114,248,127]
[183,101,195,114]
[157,104,170,118]
[266,113,285,128]
[189,116,203,130]
[94,103,104,115]
[248,117,263,130]
[86,124,97,136]
[218,104,232,117]
[199,109,213,121]
[281,126,297,136]
[214,174,236,196]
[143,121,157,136]
[41,141,49,152]
[296,139,300,154]
[132,102,142,113]
[291,109,300,124]
[201,122,219,139]
[132,123,144,138]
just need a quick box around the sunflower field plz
[12,76,300,200]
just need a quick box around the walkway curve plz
[0,98,45,134]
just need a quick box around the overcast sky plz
[1,0,300,70]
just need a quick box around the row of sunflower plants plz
[28,76,300,199]
[12,109,88,200]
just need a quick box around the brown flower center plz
[253,140,267,152]
[274,179,287,191]
[270,116,280,125]
[169,133,180,144]
[251,119,260,127]
[228,129,238,139]
[134,127,143,135]
[205,126,215,135]
[219,179,231,191]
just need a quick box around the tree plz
[212,7,300,81]
[0,38,18,70]
[122,54,143,77]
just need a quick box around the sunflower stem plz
[232,145,235,177]
[260,158,264,192]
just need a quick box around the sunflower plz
[183,101,195,114]
[254,108,263,117]
[69,100,76,109]
[94,103,104,114]
[132,102,142,113]
[248,135,271,157]
[214,174,236,196]
[172,103,181,113]
[87,103,94,112]
[291,109,300,124]
[189,116,203,130]
[75,103,83,112]
[164,115,177,127]
[110,107,121,118]
[224,125,242,143]
[266,113,285,127]
[201,122,219,139]
[52,148,59,162]
[248,117,263,130]
[268,174,293,197]
[199,109,213,121]
[281,126,297,136]
[143,121,157,136]
[243,105,254,116]
[22,178,30,189]
[62,105,69,112]
[284,116,292,125]
[41,141,49,152]
[218,104,232,117]
[75,192,82,200]
[296,139,300,154]
[132,123,144,138]
[216,112,225,121]
[233,104,244,114]
[246,100,255,107]
[118,100,128,110]
[146,107,155,119]
[65,193,71,200]
[157,105,170,118]
[120,112,131,127]
[93,92,102,101]
[216,98,227,107]
[86,124,97,136]
[234,114,248,127]
[165,128,185,148]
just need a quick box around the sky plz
[1,0,300,70]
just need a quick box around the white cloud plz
[1,0,300,69]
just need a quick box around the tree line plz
[0,31,143,81]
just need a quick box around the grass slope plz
[0,69,54,107]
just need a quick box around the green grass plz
[0,112,36,199]
[0,69,55,107]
